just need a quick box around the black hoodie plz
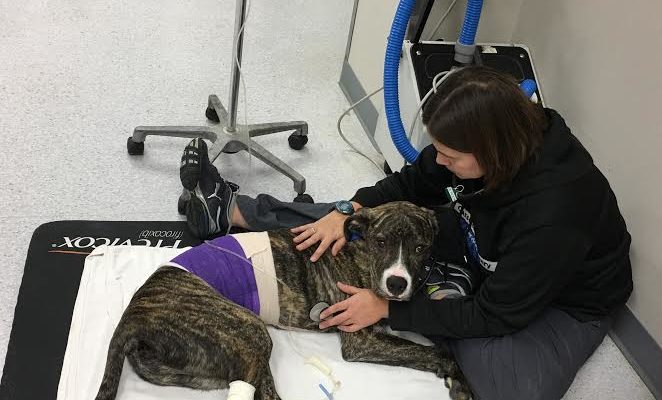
[351,109,633,338]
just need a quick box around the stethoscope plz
[407,176,485,295]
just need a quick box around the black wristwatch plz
[334,200,355,216]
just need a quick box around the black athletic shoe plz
[181,138,240,238]
[425,260,476,300]
[180,138,208,190]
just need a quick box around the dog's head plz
[344,201,438,301]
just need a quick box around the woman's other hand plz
[291,211,348,262]
[291,202,361,262]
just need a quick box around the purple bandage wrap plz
[170,235,260,315]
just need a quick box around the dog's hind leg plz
[115,267,279,398]
[255,373,280,400]
[97,310,280,400]
[339,330,472,400]
[124,329,230,390]
[226,335,280,400]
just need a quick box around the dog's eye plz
[415,245,425,253]
[377,239,386,247]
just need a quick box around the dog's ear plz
[422,207,439,236]
[344,208,372,241]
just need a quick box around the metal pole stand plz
[127,0,311,205]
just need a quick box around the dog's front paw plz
[449,380,473,400]
[436,359,472,400]
[443,375,473,400]
[434,357,461,379]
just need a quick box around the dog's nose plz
[386,276,408,296]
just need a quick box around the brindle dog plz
[95,202,472,400]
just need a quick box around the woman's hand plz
[318,282,389,332]
[291,211,348,262]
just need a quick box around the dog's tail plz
[94,326,134,400]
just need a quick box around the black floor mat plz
[0,221,202,400]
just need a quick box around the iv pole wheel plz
[127,137,145,155]
[288,129,308,150]
[205,106,220,123]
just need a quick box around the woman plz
[179,66,633,400]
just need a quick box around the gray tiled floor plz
[0,0,653,398]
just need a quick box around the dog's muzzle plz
[386,276,408,297]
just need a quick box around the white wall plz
[421,0,524,42]
[346,0,400,115]
[512,0,662,346]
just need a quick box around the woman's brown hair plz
[422,66,547,190]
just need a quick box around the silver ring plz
[310,227,316,234]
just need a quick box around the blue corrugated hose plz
[458,0,483,45]
[383,0,419,163]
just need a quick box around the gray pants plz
[235,194,335,231]
[235,194,610,400]
[447,308,610,400]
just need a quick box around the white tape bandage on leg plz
[227,380,256,400]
